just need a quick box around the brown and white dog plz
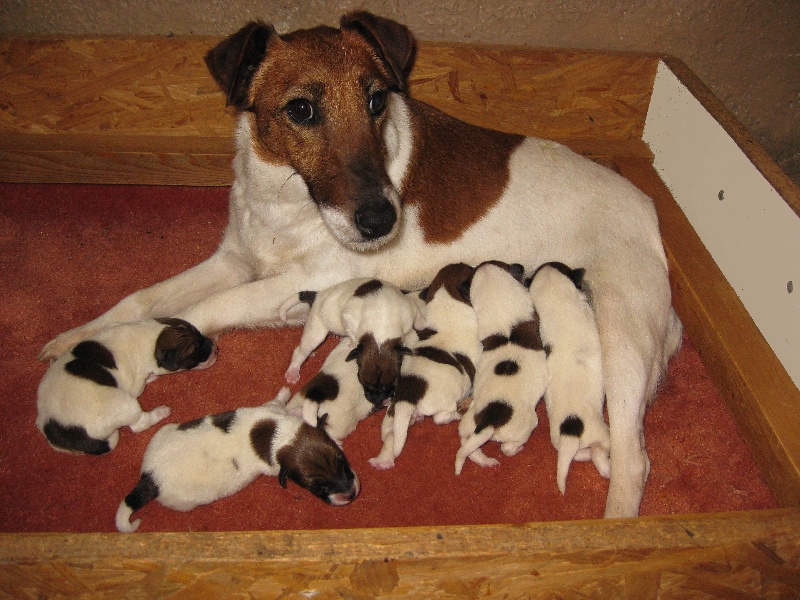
[115,388,359,533]
[286,337,378,446]
[455,262,548,475]
[40,12,681,517]
[528,262,611,494]
[37,318,217,455]
[371,263,479,469]
[279,277,424,404]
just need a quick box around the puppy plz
[43,13,681,517]
[529,262,611,494]
[455,262,548,475]
[287,337,378,445]
[370,263,479,469]
[37,318,217,455]
[116,388,360,532]
[280,278,424,404]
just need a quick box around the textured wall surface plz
[1,0,797,184]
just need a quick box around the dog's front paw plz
[368,456,395,470]
[39,329,86,362]
[151,405,172,421]
[284,367,301,384]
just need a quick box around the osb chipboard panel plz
[0,37,656,185]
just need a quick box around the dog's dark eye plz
[286,98,316,124]
[368,91,387,116]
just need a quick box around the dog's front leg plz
[40,252,252,361]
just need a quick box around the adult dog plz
[40,11,681,518]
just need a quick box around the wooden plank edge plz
[617,156,800,507]
[661,55,800,218]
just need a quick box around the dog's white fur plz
[529,263,611,494]
[116,388,360,532]
[455,263,548,475]
[37,319,217,455]
[279,277,424,385]
[286,337,376,445]
[371,263,479,469]
[41,13,681,517]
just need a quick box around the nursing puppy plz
[529,262,610,494]
[42,12,681,517]
[371,263,479,469]
[280,278,424,404]
[287,337,378,445]
[37,318,217,455]
[455,262,548,475]
[116,388,360,533]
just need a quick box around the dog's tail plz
[391,400,417,458]
[454,427,495,475]
[279,291,317,322]
[556,434,581,495]
[116,472,160,533]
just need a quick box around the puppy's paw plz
[151,405,172,421]
[285,367,301,384]
[369,456,395,470]
[39,330,84,362]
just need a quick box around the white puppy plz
[37,318,217,455]
[287,337,378,446]
[280,278,424,405]
[371,263,480,469]
[529,262,611,494]
[115,388,360,532]
[455,262,548,475]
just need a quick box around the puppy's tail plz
[116,472,159,533]
[454,427,495,475]
[556,435,581,495]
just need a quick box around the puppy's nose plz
[355,201,396,240]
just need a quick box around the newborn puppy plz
[287,337,379,446]
[455,262,548,475]
[370,263,480,469]
[37,318,217,455]
[280,278,425,404]
[529,262,610,494]
[116,388,360,533]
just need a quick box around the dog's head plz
[345,333,412,407]
[153,318,218,372]
[276,415,360,505]
[205,12,417,251]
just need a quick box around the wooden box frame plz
[1,37,798,596]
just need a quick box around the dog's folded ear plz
[340,11,416,92]
[205,21,276,110]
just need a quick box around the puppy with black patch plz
[280,277,424,404]
[529,262,610,494]
[370,263,479,469]
[287,337,378,446]
[116,387,360,532]
[37,318,217,455]
[455,262,547,475]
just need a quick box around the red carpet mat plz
[0,183,777,533]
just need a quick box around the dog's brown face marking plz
[346,333,408,406]
[65,340,118,388]
[154,318,216,372]
[301,372,340,404]
[277,422,359,505]
[403,101,525,244]
[424,263,475,305]
[474,400,513,434]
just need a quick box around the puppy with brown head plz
[280,277,424,404]
[455,262,548,475]
[37,318,217,455]
[116,388,359,533]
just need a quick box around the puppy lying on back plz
[371,263,480,469]
[455,262,548,475]
[287,337,378,446]
[116,388,360,533]
[37,318,217,455]
[529,262,610,494]
[280,278,424,404]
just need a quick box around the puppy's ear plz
[317,413,329,431]
[457,277,473,305]
[345,345,362,362]
[508,263,526,283]
[569,267,587,290]
[340,11,416,91]
[205,21,276,110]
[277,466,289,488]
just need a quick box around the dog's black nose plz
[355,201,396,240]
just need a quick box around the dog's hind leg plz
[40,252,252,361]
[128,405,172,433]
